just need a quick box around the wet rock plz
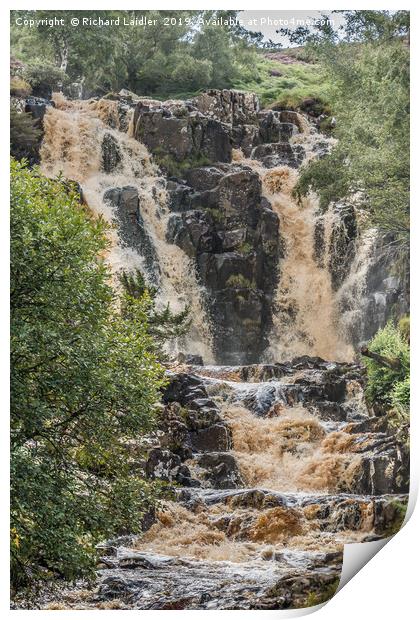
[176,353,204,366]
[184,166,224,191]
[258,111,296,143]
[353,449,409,495]
[103,185,160,285]
[102,133,122,173]
[232,124,261,156]
[145,448,181,481]
[189,424,232,452]
[133,108,232,164]
[251,142,305,169]
[322,203,358,290]
[24,96,52,123]
[193,452,244,489]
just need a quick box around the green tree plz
[120,270,191,347]
[10,160,166,589]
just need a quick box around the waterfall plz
[40,95,214,362]
[233,141,354,362]
[40,96,379,365]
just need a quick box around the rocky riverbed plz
[33,357,408,610]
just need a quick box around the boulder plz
[133,108,232,164]
[194,452,244,489]
[189,424,232,452]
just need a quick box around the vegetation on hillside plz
[10,10,259,98]
[287,11,410,272]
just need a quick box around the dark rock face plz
[194,89,259,126]
[251,142,305,169]
[142,372,234,487]
[355,234,409,344]
[314,203,358,290]
[24,96,52,123]
[133,108,232,164]
[102,133,122,173]
[258,111,297,144]
[166,166,281,363]
[103,186,160,285]
[193,453,244,489]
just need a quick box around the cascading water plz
[232,152,352,361]
[40,95,214,361]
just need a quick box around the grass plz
[154,152,211,178]
[232,55,332,110]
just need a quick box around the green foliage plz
[238,241,254,255]
[168,54,212,92]
[382,499,407,537]
[364,321,410,411]
[226,274,254,289]
[154,152,211,178]
[10,10,258,98]
[398,315,410,343]
[10,108,42,161]
[10,160,166,590]
[119,270,191,347]
[391,376,410,412]
[291,12,409,269]
[23,59,67,97]
[232,56,332,108]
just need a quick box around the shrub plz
[391,376,410,412]
[364,321,410,410]
[10,160,166,590]
[23,60,67,98]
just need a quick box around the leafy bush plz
[10,160,166,590]
[391,376,410,412]
[23,60,67,97]
[169,54,212,91]
[398,314,410,342]
[364,321,410,410]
